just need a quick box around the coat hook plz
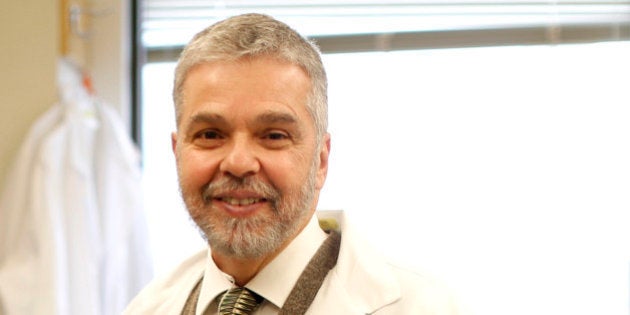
[69,3,114,39]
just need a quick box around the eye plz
[191,129,225,148]
[197,129,222,140]
[265,131,288,140]
[261,130,292,149]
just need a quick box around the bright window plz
[141,41,630,315]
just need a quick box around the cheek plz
[177,150,220,189]
[261,152,312,192]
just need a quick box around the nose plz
[219,135,260,178]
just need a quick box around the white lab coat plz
[124,212,469,315]
[0,60,152,315]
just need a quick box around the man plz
[125,13,465,314]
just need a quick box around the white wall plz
[87,0,132,126]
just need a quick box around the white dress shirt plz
[196,215,327,314]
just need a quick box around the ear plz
[171,132,178,157]
[315,133,331,190]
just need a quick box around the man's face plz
[172,56,330,259]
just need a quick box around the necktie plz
[218,287,263,315]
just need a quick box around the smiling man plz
[175,56,327,287]
[125,13,465,315]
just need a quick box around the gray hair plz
[173,13,328,139]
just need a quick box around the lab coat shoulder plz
[378,265,466,314]
[311,215,466,315]
[123,250,206,315]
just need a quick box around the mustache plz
[202,176,280,205]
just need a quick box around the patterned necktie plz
[218,287,263,315]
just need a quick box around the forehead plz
[179,57,313,125]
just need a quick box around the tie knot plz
[219,287,263,315]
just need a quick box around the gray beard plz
[181,163,317,259]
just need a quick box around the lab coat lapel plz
[311,213,402,314]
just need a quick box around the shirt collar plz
[195,214,327,313]
[247,215,327,308]
[196,250,233,315]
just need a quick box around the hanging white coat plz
[0,60,152,315]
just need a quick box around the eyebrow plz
[255,111,298,125]
[182,113,227,136]
[187,111,297,126]
[189,113,226,126]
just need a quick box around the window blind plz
[142,1,630,58]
